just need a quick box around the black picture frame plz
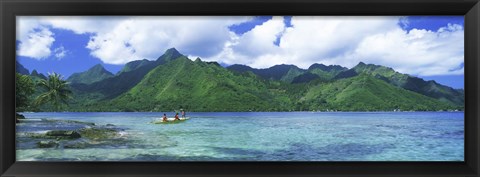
[1,0,479,176]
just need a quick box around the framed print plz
[1,0,479,176]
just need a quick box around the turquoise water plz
[16,112,464,161]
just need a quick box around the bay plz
[16,112,464,161]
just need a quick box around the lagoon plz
[16,112,464,161]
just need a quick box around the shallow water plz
[16,112,464,161]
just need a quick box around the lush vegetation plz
[300,74,457,111]
[35,73,73,111]
[15,72,73,122]
[81,57,293,112]
[337,62,465,106]
[16,73,35,112]
[16,48,465,112]
[67,64,114,84]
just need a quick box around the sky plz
[16,16,464,89]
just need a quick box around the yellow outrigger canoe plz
[151,117,190,124]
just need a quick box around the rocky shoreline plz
[16,119,130,149]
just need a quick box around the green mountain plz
[291,72,320,84]
[30,70,47,81]
[117,59,153,74]
[334,62,464,107]
[229,63,347,84]
[300,74,455,111]
[30,69,47,80]
[227,64,254,73]
[70,48,184,101]
[292,64,348,83]
[227,64,306,83]
[308,64,347,80]
[16,61,30,75]
[18,48,463,112]
[67,64,114,85]
[85,56,292,112]
[14,61,48,82]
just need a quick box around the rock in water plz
[45,130,81,139]
[64,141,89,149]
[78,128,117,140]
[37,141,59,148]
[16,113,26,119]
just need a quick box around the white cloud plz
[16,16,464,76]
[54,46,68,59]
[206,16,286,67]
[84,16,249,64]
[206,16,401,68]
[16,25,55,59]
[59,16,249,64]
[350,24,464,76]
[41,16,125,34]
[232,16,285,57]
[17,16,251,64]
[206,16,464,76]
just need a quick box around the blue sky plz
[399,16,464,89]
[17,28,124,77]
[16,16,464,88]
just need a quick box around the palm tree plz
[35,72,72,111]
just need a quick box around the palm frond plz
[34,72,73,111]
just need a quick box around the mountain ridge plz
[67,64,114,85]
[300,74,455,111]
[17,48,464,112]
[334,62,464,106]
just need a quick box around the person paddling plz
[181,110,186,118]
[174,113,180,121]
[162,114,168,122]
